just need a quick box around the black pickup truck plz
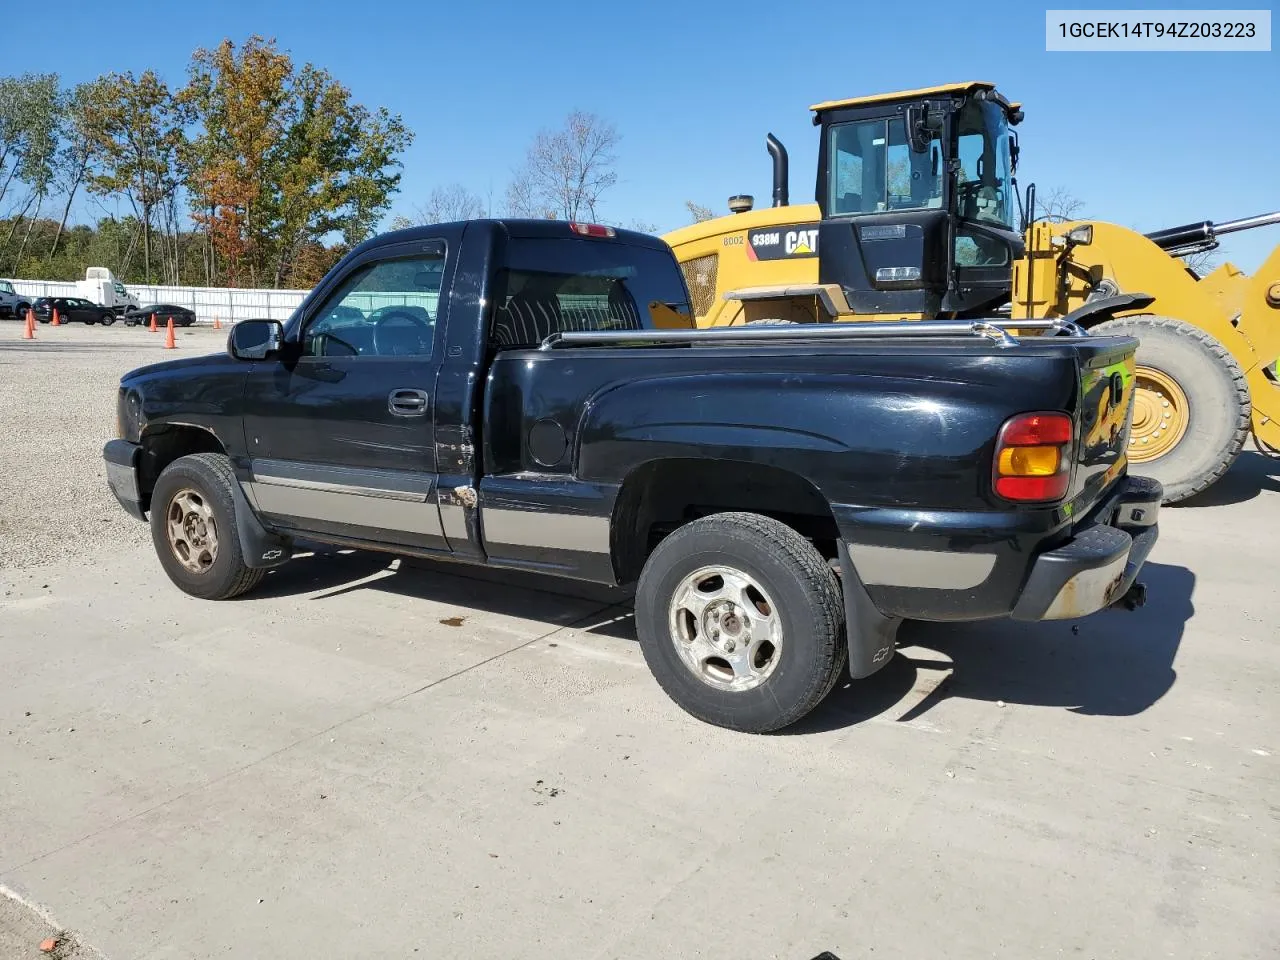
[103,219,1159,732]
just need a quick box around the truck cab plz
[78,267,140,314]
[0,279,31,319]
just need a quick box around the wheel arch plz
[608,457,839,585]
[137,424,228,506]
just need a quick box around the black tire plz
[100,314,116,326]
[1091,315,1249,503]
[149,453,267,600]
[634,511,846,733]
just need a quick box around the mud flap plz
[837,541,902,679]
[229,478,292,569]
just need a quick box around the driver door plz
[241,239,450,552]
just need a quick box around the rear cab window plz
[491,238,692,348]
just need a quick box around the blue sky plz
[9,0,1278,270]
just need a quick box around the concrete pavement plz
[1,453,1277,959]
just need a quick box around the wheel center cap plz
[704,601,746,649]
[184,515,207,543]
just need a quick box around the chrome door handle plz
[388,388,429,417]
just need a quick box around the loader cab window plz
[954,99,1014,231]
[828,117,943,217]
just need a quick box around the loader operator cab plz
[812,82,1023,317]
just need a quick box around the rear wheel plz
[150,453,266,600]
[1091,315,1249,503]
[634,512,845,733]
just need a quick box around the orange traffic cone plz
[149,312,158,332]
[164,317,176,349]
[23,310,34,339]
[212,315,221,330]
[51,307,60,326]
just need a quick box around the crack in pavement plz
[2,602,615,875]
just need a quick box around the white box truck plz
[77,268,139,314]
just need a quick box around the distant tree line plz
[0,36,411,288]
[2,39,727,292]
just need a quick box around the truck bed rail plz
[539,318,1086,351]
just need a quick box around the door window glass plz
[303,252,444,358]
[828,118,942,216]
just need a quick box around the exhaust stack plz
[766,133,789,207]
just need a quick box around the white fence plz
[4,278,310,324]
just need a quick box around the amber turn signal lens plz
[997,445,1061,477]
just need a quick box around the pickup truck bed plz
[103,218,1159,732]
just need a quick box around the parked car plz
[33,296,116,325]
[102,218,1158,733]
[123,304,196,327]
[0,279,32,319]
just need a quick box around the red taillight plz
[994,412,1073,502]
[1000,412,1072,446]
[569,222,616,238]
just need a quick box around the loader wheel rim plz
[1130,366,1189,462]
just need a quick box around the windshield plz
[954,99,1014,230]
[827,117,943,216]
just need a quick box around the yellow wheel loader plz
[663,81,1280,503]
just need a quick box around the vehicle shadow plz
[243,548,1193,733]
[792,560,1194,734]
[240,544,634,633]
[1175,449,1280,508]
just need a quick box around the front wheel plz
[1091,315,1249,503]
[634,512,846,733]
[100,314,116,326]
[149,453,267,600]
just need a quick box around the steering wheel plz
[372,309,431,357]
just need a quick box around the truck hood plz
[121,352,230,385]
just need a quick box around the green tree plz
[0,74,61,271]
[47,78,113,262]
[86,70,185,283]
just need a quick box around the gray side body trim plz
[481,508,611,554]
[848,543,997,589]
[249,459,442,537]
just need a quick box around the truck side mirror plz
[228,319,283,360]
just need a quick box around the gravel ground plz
[0,320,227,571]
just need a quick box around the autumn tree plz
[181,37,412,287]
[506,110,619,221]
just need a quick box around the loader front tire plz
[1091,315,1249,503]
